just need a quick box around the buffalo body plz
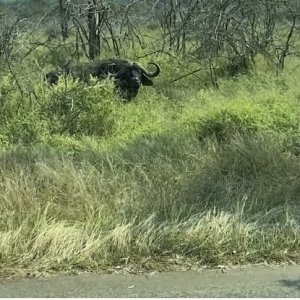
[45,59,161,100]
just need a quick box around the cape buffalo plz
[45,59,161,101]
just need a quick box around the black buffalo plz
[45,59,161,100]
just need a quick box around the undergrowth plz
[0,46,300,276]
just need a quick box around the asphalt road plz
[0,265,299,297]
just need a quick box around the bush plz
[196,102,270,141]
[4,111,49,145]
[182,91,300,143]
[43,77,118,136]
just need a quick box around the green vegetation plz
[0,52,299,276]
[0,0,300,277]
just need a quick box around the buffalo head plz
[112,61,160,100]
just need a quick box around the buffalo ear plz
[141,74,153,86]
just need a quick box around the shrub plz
[43,77,118,136]
[182,90,300,143]
[3,111,49,145]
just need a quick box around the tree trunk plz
[87,0,101,60]
[59,0,70,41]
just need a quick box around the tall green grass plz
[0,45,300,276]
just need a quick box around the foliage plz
[0,2,299,275]
[44,77,118,136]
